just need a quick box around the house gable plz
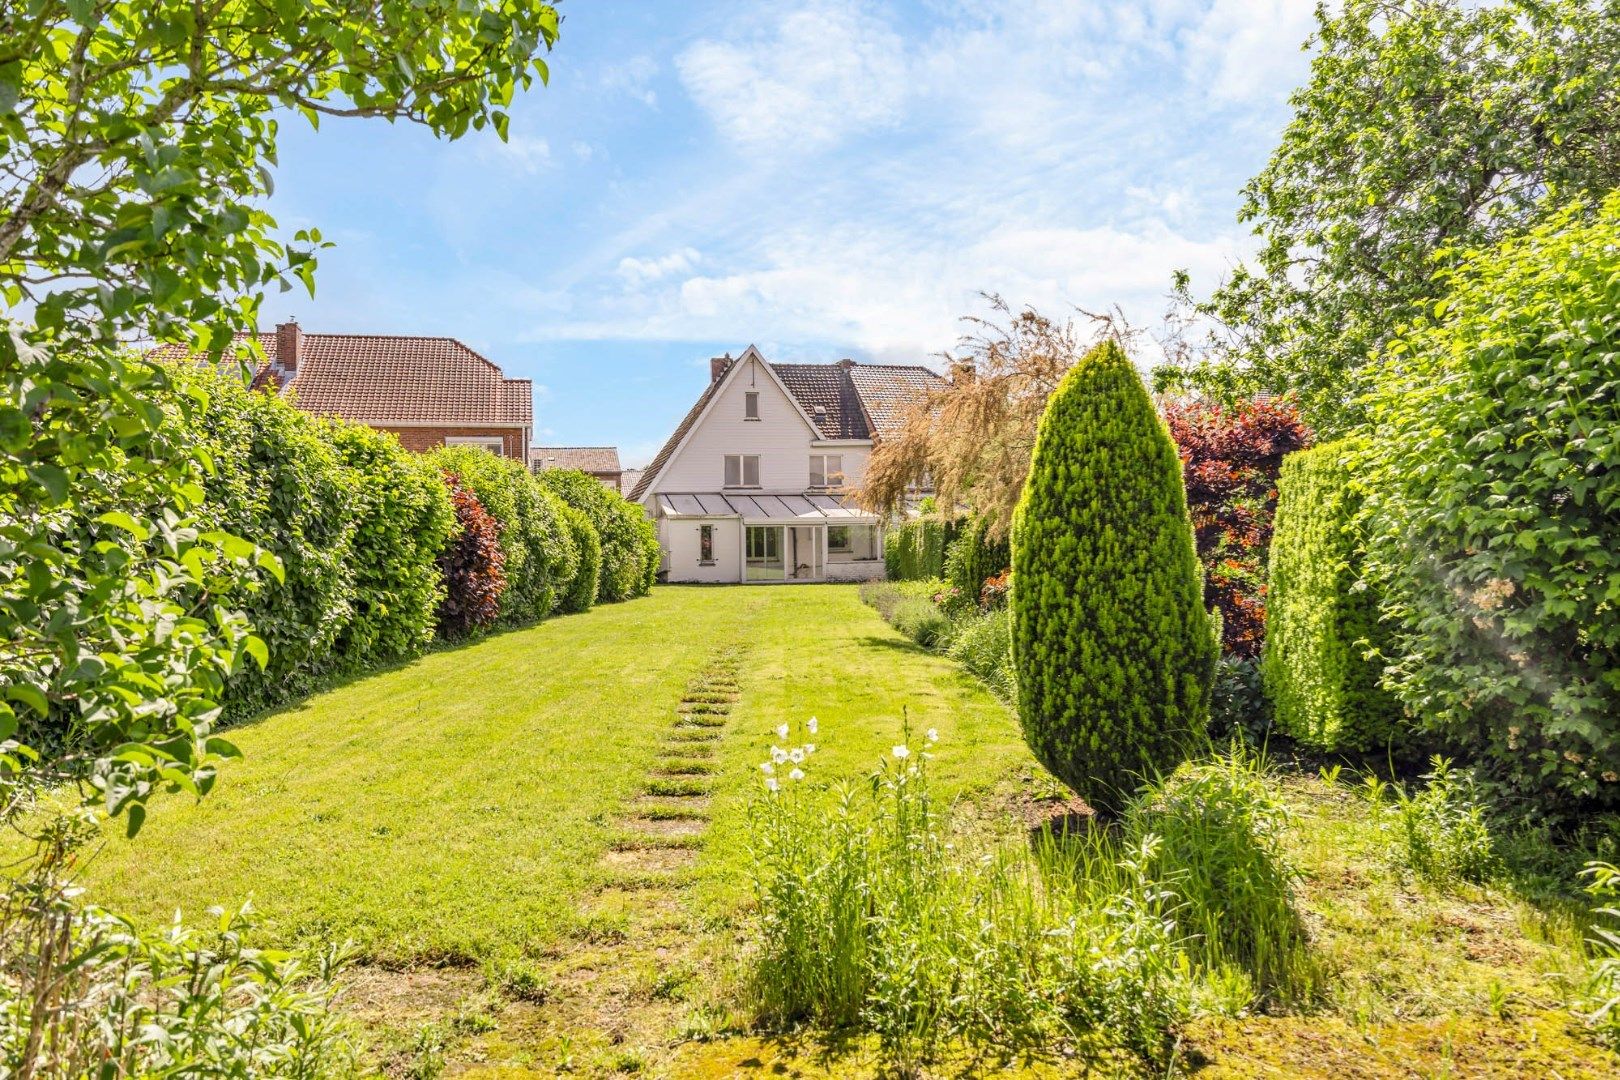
[652,348,825,495]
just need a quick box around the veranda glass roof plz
[655,492,876,522]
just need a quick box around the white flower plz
[760,762,774,775]
[765,776,779,793]
[892,745,911,760]
[804,743,816,755]
[771,746,788,764]
[926,728,939,743]
[789,747,805,764]
[788,767,805,781]
[776,723,790,739]
[807,717,819,734]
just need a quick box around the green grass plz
[73,585,1026,966]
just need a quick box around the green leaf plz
[96,510,152,541]
[4,683,49,717]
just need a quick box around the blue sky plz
[268,0,1320,466]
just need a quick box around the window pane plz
[810,455,825,487]
[725,456,740,486]
[744,455,759,486]
[827,455,843,486]
[745,392,759,419]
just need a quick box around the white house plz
[629,346,944,584]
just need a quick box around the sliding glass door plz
[745,525,785,581]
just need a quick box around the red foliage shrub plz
[1162,397,1311,658]
[435,472,506,637]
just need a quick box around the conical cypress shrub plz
[1010,340,1217,813]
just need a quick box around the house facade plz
[531,445,624,491]
[629,346,943,584]
[152,321,533,459]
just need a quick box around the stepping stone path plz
[610,647,742,885]
[452,646,748,1075]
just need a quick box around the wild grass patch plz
[741,725,1185,1075]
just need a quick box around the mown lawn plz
[77,585,1028,966]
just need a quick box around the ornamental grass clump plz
[1125,750,1320,1006]
[745,722,1187,1074]
[1011,339,1218,815]
[1363,757,1496,888]
[1578,861,1620,1050]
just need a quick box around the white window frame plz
[810,453,844,489]
[724,454,761,488]
[744,391,760,420]
[698,524,716,565]
[444,435,506,455]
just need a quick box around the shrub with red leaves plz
[1163,397,1311,658]
[435,472,506,638]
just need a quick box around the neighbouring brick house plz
[530,446,624,491]
[151,321,533,459]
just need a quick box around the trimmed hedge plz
[884,517,953,581]
[1361,195,1620,812]
[1261,440,1401,752]
[943,515,1009,600]
[1011,340,1217,815]
[430,445,576,622]
[557,502,600,614]
[171,367,360,712]
[536,469,658,602]
[324,421,456,665]
[153,367,654,715]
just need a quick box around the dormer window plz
[744,391,760,420]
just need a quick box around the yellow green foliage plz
[1010,340,1217,813]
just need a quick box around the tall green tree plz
[1,1,560,831]
[1011,341,1217,815]
[1161,0,1620,434]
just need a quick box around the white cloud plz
[617,248,701,287]
[601,56,660,107]
[676,1,907,149]
[545,218,1242,364]
[481,133,551,174]
[1182,0,1319,104]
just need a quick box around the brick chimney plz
[710,352,732,383]
[837,358,856,369]
[275,319,303,371]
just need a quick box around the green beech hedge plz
[172,367,360,713]
[151,368,651,717]
[536,469,658,602]
[558,502,601,613]
[1011,340,1217,815]
[1360,196,1620,813]
[1261,440,1402,752]
[430,445,577,622]
[324,422,456,664]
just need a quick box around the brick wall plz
[377,426,526,460]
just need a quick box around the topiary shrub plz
[557,502,600,614]
[1261,440,1402,752]
[167,367,359,714]
[322,422,456,664]
[1010,340,1217,814]
[1360,195,1620,814]
[537,469,658,602]
[436,473,505,637]
[943,515,1009,600]
[430,446,572,622]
